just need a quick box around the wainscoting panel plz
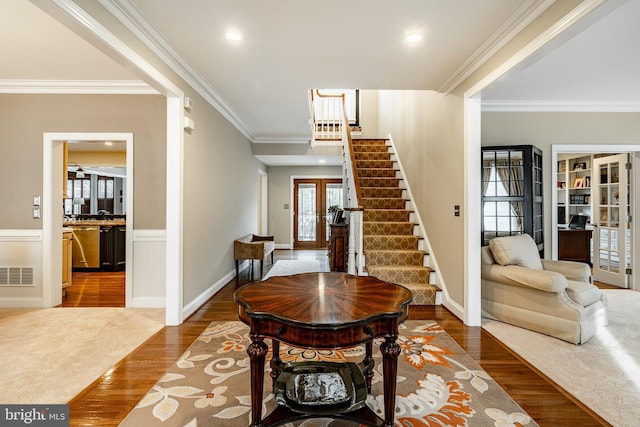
[130,229,166,308]
[0,230,43,307]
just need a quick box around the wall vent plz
[0,266,35,286]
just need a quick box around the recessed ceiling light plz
[319,159,326,164]
[104,141,113,146]
[406,33,422,44]
[225,31,242,41]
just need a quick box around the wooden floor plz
[66,250,608,426]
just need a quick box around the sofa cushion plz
[489,234,543,270]
[566,280,602,306]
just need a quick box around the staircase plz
[352,138,439,304]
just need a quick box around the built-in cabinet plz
[557,154,593,225]
[481,145,544,255]
[62,229,73,293]
[329,223,348,272]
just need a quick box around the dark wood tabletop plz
[234,272,412,427]
[235,271,412,328]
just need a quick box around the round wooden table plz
[234,272,413,427]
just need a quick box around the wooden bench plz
[234,234,275,281]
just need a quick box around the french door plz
[294,178,343,249]
[593,154,631,287]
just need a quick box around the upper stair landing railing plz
[309,89,364,274]
[309,90,345,144]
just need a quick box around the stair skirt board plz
[353,138,439,305]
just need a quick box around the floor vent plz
[0,266,35,286]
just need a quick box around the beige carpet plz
[120,320,538,426]
[262,259,320,279]
[483,289,640,427]
[0,307,165,404]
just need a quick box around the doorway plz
[293,178,343,249]
[551,145,640,291]
[43,132,133,308]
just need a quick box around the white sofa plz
[481,234,607,344]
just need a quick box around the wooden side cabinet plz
[329,223,348,272]
[558,228,593,265]
[62,230,73,294]
[100,226,126,271]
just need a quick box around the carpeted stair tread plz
[364,234,420,250]
[354,152,391,161]
[364,221,414,235]
[357,168,397,178]
[362,198,406,209]
[359,177,401,188]
[402,283,439,305]
[365,249,426,266]
[356,159,394,169]
[361,187,404,198]
[367,266,434,291]
[363,209,411,222]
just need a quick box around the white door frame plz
[551,144,640,291]
[42,132,134,307]
[258,169,268,235]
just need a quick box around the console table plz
[234,272,412,427]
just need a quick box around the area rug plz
[263,259,320,279]
[0,307,165,404]
[482,289,640,427]
[120,320,538,426]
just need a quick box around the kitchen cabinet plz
[100,225,126,271]
[62,229,73,293]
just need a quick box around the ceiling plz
[2,0,638,165]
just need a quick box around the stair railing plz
[338,96,364,275]
[309,89,364,274]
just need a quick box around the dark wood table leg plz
[362,340,374,393]
[269,339,283,389]
[248,333,268,427]
[380,334,401,427]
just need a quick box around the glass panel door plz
[294,179,342,249]
[593,154,629,287]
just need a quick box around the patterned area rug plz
[483,289,640,427]
[120,320,538,426]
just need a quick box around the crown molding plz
[0,79,157,94]
[482,100,640,112]
[439,0,554,94]
[253,137,311,144]
[99,0,256,141]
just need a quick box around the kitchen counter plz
[65,220,126,227]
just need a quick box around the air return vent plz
[0,266,35,286]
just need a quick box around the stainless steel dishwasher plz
[70,226,100,268]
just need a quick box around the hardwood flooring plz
[66,250,608,426]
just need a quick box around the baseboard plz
[182,269,236,320]
[0,297,44,308]
[275,243,292,250]
[129,296,165,308]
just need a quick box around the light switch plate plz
[32,207,41,219]
[33,195,41,206]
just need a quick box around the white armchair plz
[481,234,607,344]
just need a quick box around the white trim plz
[458,0,607,327]
[439,0,554,93]
[98,0,255,141]
[165,97,184,325]
[0,79,157,94]
[0,298,47,309]
[482,100,640,113]
[253,137,311,144]
[467,0,607,99]
[0,230,42,242]
[133,229,167,241]
[47,0,185,325]
[462,96,483,327]
[43,132,134,309]
[550,144,640,292]
[182,269,236,320]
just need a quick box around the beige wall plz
[267,166,343,247]
[482,111,640,255]
[181,91,265,303]
[68,151,126,167]
[0,94,166,230]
